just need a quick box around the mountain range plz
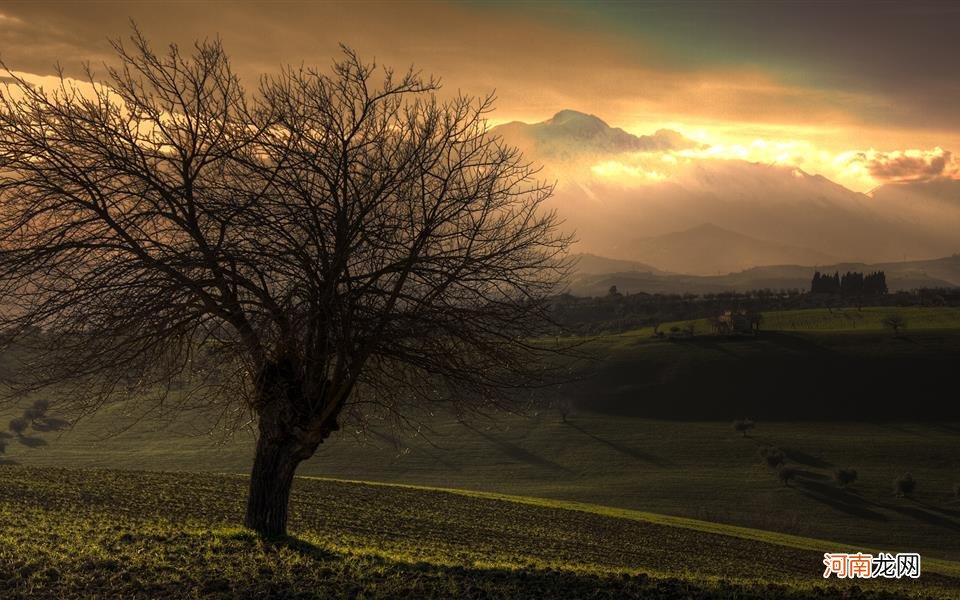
[490,111,960,275]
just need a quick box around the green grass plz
[2,466,958,598]
[760,307,960,332]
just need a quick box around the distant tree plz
[834,468,858,488]
[0,437,6,454]
[952,482,960,500]
[811,271,822,294]
[778,466,799,487]
[881,314,907,336]
[23,398,49,422]
[895,473,917,497]
[840,271,864,297]
[759,446,785,468]
[864,271,888,295]
[8,418,28,436]
[733,419,755,438]
[651,321,664,339]
[607,285,622,298]
[0,32,571,537]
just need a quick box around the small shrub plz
[732,419,755,438]
[834,468,858,488]
[0,438,6,454]
[881,314,906,336]
[777,466,799,486]
[759,447,785,468]
[9,417,28,436]
[24,398,51,421]
[952,482,960,499]
[895,473,916,496]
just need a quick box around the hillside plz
[2,466,958,598]
[5,310,960,569]
[570,253,666,276]
[618,223,837,275]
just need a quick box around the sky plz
[1,0,958,192]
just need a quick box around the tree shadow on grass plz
[564,421,674,467]
[882,502,960,532]
[792,469,828,481]
[16,435,46,448]
[270,535,340,561]
[463,424,571,474]
[913,499,960,519]
[368,429,463,472]
[796,479,888,521]
[782,448,832,469]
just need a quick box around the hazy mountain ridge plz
[616,223,837,275]
[567,253,960,296]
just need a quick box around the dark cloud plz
[849,148,958,183]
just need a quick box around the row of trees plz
[811,271,888,295]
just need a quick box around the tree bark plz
[244,432,302,537]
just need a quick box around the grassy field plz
[2,306,959,595]
[2,466,958,598]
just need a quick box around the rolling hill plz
[616,223,837,275]
[5,309,960,573]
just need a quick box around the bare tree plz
[0,32,571,537]
[881,314,906,337]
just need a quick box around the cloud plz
[841,147,959,183]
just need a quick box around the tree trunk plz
[244,433,302,537]
[243,360,343,537]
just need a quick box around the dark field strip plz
[0,466,956,598]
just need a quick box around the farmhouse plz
[712,309,761,334]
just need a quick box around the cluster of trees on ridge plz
[810,271,888,295]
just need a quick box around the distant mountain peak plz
[491,109,697,158]
[547,109,609,131]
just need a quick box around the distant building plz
[712,309,760,334]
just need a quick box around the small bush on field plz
[733,419,755,438]
[777,466,799,486]
[23,398,50,421]
[759,447,785,468]
[834,468,858,488]
[9,417,28,435]
[895,473,916,497]
[881,314,907,336]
